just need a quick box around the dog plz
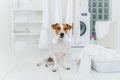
[36,23,72,72]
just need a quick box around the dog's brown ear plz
[51,23,58,29]
[66,24,72,30]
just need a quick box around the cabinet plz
[12,9,43,47]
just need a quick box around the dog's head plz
[51,23,72,39]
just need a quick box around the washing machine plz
[71,12,90,48]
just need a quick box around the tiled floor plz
[4,49,120,80]
[4,62,83,80]
[3,61,120,80]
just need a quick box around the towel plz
[78,54,91,80]
[78,44,120,74]
[95,21,110,39]
[78,44,120,80]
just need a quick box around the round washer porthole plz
[80,21,86,36]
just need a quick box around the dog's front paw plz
[77,60,81,65]
[63,66,71,70]
[66,67,71,70]
[45,64,48,67]
[52,69,57,72]
[36,63,42,67]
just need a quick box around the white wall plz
[0,0,14,79]
[110,0,120,51]
[97,0,120,49]
[96,22,115,49]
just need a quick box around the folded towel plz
[78,44,120,79]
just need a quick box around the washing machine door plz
[80,21,86,36]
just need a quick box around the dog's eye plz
[64,28,67,30]
[57,27,60,30]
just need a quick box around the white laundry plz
[79,44,120,62]
[95,21,110,39]
[78,54,91,80]
[78,44,120,78]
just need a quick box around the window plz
[98,14,102,19]
[93,8,97,13]
[93,2,97,7]
[99,2,103,7]
[89,0,110,39]
[104,14,109,20]
[104,8,108,13]
[93,15,96,19]
[92,21,96,25]
[104,2,109,7]
[98,8,103,13]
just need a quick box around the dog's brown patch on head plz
[51,23,72,35]
[63,24,72,34]
[51,23,61,35]
[51,23,58,29]
[55,26,61,35]
[66,24,72,30]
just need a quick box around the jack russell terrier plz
[36,23,72,72]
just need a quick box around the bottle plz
[91,35,94,44]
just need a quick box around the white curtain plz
[38,0,49,48]
[38,0,63,48]
[112,0,120,51]
[38,0,81,48]
[65,0,81,42]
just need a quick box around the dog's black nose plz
[60,33,64,38]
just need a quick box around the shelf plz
[14,40,39,47]
[13,21,42,23]
[14,44,38,47]
[12,7,43,48]
[14,33,40,36]
[13,8,43,11]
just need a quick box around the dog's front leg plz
[36,53,51,67]
[50,55,58,72]
[63,54,71,70]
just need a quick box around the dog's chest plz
[53,41,67,59]
[54,41,66,52]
